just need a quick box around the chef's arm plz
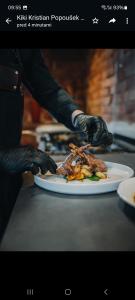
[0,145,57,175]
[22,49,113,146]
[22,49,79,130]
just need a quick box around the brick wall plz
[23,49,135,129]
[113,49,135,123]
[86,49,135,123]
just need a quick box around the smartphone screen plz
[0,1,135,299]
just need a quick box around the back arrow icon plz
[6,18,12,24]
[104,289,111,295]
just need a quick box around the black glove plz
[0,145,57,175]
[73,114,113,146]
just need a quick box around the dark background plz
[0,252,135,298]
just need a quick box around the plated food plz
[117,177,135,208]
[56,143,107,181]
[35,162,134,195]
[34,143,134,195]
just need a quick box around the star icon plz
[92,17,99,24]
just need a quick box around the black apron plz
[0,50,24,239]
[0,49,79,239]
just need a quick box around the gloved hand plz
[0,145,57,175]
[73,114,113,146]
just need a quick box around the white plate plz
[117,177,135,208]
[34,162,134,195]
[36,124,70,134]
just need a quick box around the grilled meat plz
[56,143,107,179]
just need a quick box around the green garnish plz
[65,176,68,182]
[88,175,100,181]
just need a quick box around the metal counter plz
[0,153,135,251]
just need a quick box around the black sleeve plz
[21,49,79,130]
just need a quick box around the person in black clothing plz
[0,49,113,239]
